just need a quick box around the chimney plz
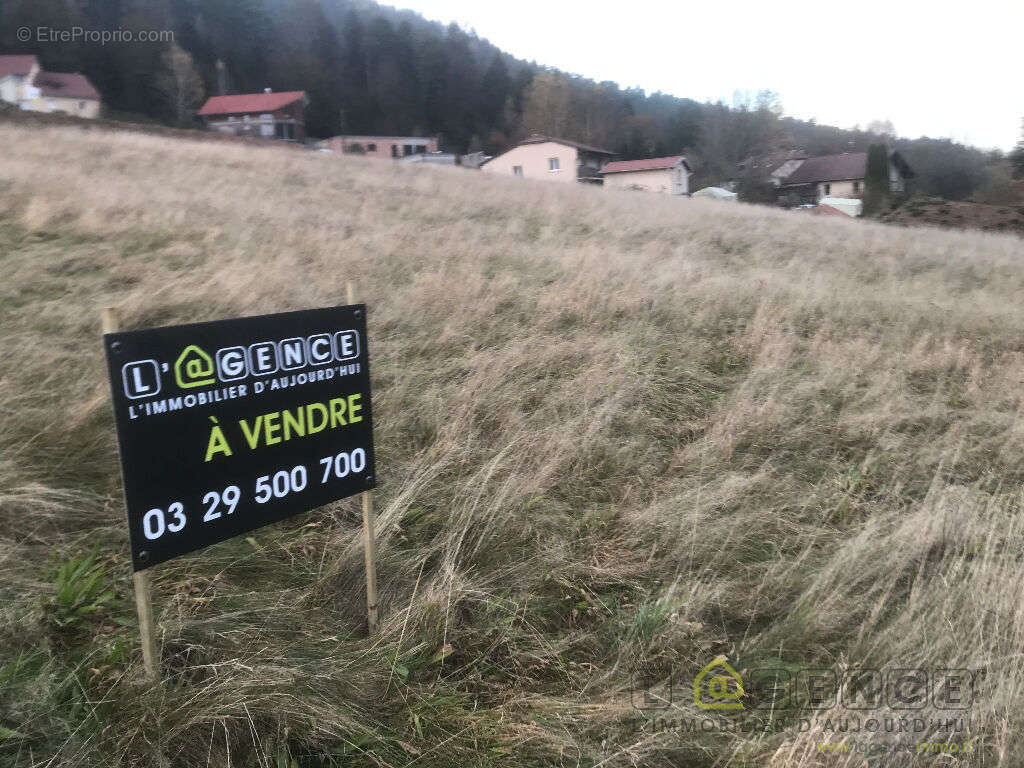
[264,88,272,94]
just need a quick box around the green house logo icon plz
[175,345,216,389]
[694,657,744,710]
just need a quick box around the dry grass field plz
[2,121,1024,767]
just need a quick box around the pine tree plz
[479,55,510,129]
[338,11,374,133]
[1010,119,1024,180]
[304,4,343,138]
[863,144,891,216]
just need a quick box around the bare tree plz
[157,43,205,127]
[867,119,896,140]
[522,71,574,139]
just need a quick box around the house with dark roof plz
[600,155,692,195]
[0,54,101,118]
[733,149,809,189]
[775,151,913,207]
[198,89,308,141]
[480,134,615,183]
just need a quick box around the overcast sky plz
[393,0,1021,152]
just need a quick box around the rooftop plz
[737,149,808,175]
[0,54,38,78]
[34,71,100,100]
[780,152,867,185]
[198,91,306,116]
[601,156,689,174]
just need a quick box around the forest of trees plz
[0,0,1013,201]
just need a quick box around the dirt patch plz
[884,197,1024,236]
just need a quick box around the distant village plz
[0,53,915,219]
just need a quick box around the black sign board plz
[103,305,375,570]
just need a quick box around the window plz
[548,157,560,171]
[79,101,86,110]
[512,165,523,176]
[823,183,831,196]
[367,143,376,152]
[853,181,860,194]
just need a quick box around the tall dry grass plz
[2,121,1024,767]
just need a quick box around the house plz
[733,149,808,189]
[775,151,913,207]
[600,155,692,195]
[30,72,101,117]
[0,55,101,118]
[198,90,307,141]
[479,134,615,184]
[320,135,439,158]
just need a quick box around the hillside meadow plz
[2,122,1024,767]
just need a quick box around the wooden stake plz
[346,282,379,634]
[103,307,160,681]
[361,489,379,634]
[131,570,159,681]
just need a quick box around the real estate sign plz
[104,306,376,570]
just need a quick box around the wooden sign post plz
[102,307,160,682]
[347,281,379,634]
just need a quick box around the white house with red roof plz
[600,155,692,196]
[198,89,308,142]
[0,55,101,118]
